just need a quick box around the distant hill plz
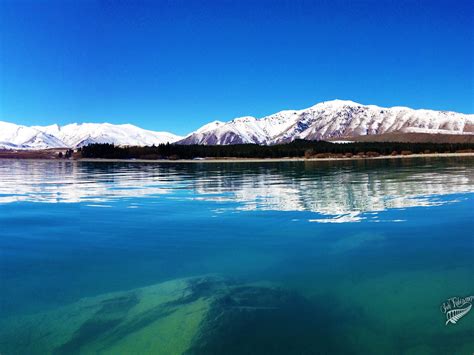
[331,132,474,144]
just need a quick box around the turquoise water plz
[0,158,473,354]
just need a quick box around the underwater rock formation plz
[0,275,332,355]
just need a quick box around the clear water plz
[0,157,473,354]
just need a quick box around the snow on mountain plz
[194,121,226,134]
[179,117,268,145]
[0,121,67,149]
[178,100,474,145]
[37,123,182,148]
[296,101,473,142]
[2,100,473,150]
[0,121,182,150]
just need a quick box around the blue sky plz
[1,0,472,135]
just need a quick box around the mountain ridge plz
[0,121,182,150]
[1,100,473,150]
[178,100,474,145]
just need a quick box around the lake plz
[0,157,473,354]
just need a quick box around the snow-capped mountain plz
[0,121,68,150]
[0,122,182,150]
[178,100,474,145]
[1,100,473,150]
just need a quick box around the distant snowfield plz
[0,122,182,150]
[1,100,473,149]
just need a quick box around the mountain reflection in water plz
[0,158,472,223]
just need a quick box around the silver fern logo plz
[440,296,473,325]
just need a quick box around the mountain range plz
[0,121,182,150]
[1,100,473,150]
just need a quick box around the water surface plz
[0,157,473,354]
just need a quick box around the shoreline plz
[76,152,474,163]
[1,152,473,164]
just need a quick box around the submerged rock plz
[0,276,219,355]
[0,276,331,355]
[187,284,328,354]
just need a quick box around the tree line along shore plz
[77,141,474,160]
